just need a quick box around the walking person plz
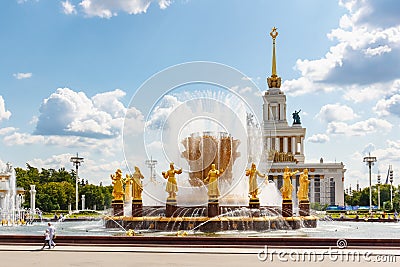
[41,229,51,249]
[47,222,56,248]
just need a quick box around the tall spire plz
[267,27,282,89]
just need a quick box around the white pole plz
[75,164,79,212]
[81,195,85,210]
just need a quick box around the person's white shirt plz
[48,224,55,237]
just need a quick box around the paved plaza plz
[0,245,398,267]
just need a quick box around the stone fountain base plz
[104,215,317,232]
[111,200,124,216]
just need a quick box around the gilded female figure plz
[162,163,182,199]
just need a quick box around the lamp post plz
[145,156,158,183]
[363,153,377,213]
[70,153,84,212]
[349,184,352,206]
[389,165,394,209]
[377,174,381,210]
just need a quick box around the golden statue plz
[124,174,132,201]
[204,164,223,198]
[162,163,182,199]
[280,166,298,200]
[132,166,144,200]
[111,169,124,201]
[245,163,266,199]
[297,169,310,201]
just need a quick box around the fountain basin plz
[104,215,317,232]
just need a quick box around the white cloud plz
[2,88,145,159]
[0,127,17,136]
[373,94,400,117]
[282,0,400,99]
[230,85,254,95]
[3,131,122,157]
[0,96,11,122]
[4,132,45,145]
[145,94,181,130]
[351,140,400,186]
[158,0,171,9]
[27,153,74,170]
[315,103,358,123]
[307,134,330,143]
[327,118,392,136]
[35,88,127,138]
[13,72,32,80]
[78,0,171,18]
[342,81,400,103]
[364,45,392,57]
[62,0,77,15]
[124,106,145,135]
[361,143,376,155]
[26,153,126,185]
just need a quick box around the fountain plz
[105,132,317,232]
[0,163,26,225]
[180,132,240,187]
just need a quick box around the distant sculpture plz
[245,163,266,199]
[162,163,182,199]
[292,110,301,125]
[280,167,299,200]
[268,150,298,163]
[132,166,144,199]
[205,164,223,198]
[297,169,310,201]
[124,174,132,201]
[111,169,124,201]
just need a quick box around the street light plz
[389,165,394,209]
[70,153,84,212]
[145,156,158,183]
[363,153,377,213]
[377,173,381,210]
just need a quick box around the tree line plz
[345,184,400,211]
[15,164,113,212]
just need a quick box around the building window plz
[330,178,335,205]
[314,177,320,203]
[277,175,283,189]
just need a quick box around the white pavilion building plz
[256,28,345,206]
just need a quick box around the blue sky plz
[1,0,400,189]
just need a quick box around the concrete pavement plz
[0,245,398,267]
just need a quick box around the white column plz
[283,137,288,153]
[0,194,5,210]
[263,103,268,122]
[30,185,36,211]
[300,136,304,154]
[320,175,327,205]
[275,137,280,151]
[81,195,85,210]
[292,176,297,203]
[267,137,271,151]
[269,106,273,121]
[310,176,315,203]
[291,137,296,154]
